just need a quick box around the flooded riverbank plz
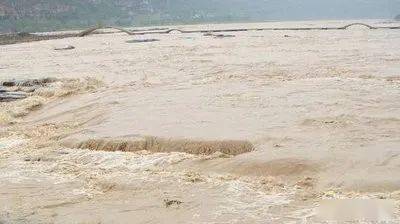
[1,20,400,223]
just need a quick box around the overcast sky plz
[224,0,400,20]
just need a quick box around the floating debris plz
[164,199,183,208]
[0,91,27,102]
[1,78,57,87]
[203,33,235,38]
[54,45,75,51]
[213,34,235,38]
[0,78,57,102]
[126,39,160,43]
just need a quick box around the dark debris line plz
[0,90,27,102]
[0,78,57,102]
[1,23,399,46]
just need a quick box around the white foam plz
[0,137,26,150]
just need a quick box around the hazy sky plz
[226,0,400,19]
[1,0,399,32]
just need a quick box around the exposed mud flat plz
[0,20,400,223]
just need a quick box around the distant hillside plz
[1,0,400,33]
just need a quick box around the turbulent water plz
[0,20,400,223]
